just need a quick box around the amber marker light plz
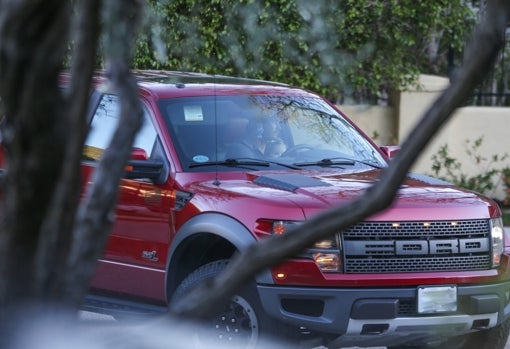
[272,221,287,235]
[275,273,286,280]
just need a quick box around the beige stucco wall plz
[412,106,509,178]
[339,74,510,200]
[396,74,450,141]
[339,105,396,146]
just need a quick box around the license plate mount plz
[417,285,457,314]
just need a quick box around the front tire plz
[171,259,298,349]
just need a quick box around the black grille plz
[343,220,489,239]
[345,255,491,273]
[342,220,492,273]
[398,299,416,315]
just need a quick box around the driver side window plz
[84,94,157,161]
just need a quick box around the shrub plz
[430,137,508,197]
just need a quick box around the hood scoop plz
[254,173,330,192]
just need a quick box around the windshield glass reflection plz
[159,95,386,172]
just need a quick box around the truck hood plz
[189,169,499,221]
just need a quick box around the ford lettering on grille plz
[342,220,492,273]
[345,238,489,256]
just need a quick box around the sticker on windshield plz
[193,155,209,163]
[184,105,204,122]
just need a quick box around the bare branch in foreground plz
[171,0,510,319]
[65,0,145,308]
[35,0,101,303]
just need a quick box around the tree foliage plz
[134,0,475,103]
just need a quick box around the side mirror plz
[380,145,400,159]
[124,148,165,184]
[130,147,149,161]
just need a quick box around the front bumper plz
[257,280,510,348]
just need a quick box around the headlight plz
[491,217,504,267]
[308,235,343,272]
[273,221,343,272]
[313,252,341,271]
[255,219,343,272]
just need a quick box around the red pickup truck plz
[80,70,510,349]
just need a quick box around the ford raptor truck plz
[68,71,510,349]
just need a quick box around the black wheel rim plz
[194,295,259,349]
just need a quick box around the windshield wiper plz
[189,158,301,170]
[294,157,385,169]
[189,158,270,169]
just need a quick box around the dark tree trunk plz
[35,0,101,303]
[0,0,144,318]
[0,0,70,310]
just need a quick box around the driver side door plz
[82,93,174,303]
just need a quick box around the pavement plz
[78,311,510,349]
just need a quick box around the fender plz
[165,212,274,301]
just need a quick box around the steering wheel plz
[281,144,314,157]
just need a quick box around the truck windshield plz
[158,95,387,172]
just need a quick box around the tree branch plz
[65,0,145,308]
[35,0,102,302]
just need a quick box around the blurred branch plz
[36,0,102,302]
[0,0,70,311]
[65,0,144,307]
